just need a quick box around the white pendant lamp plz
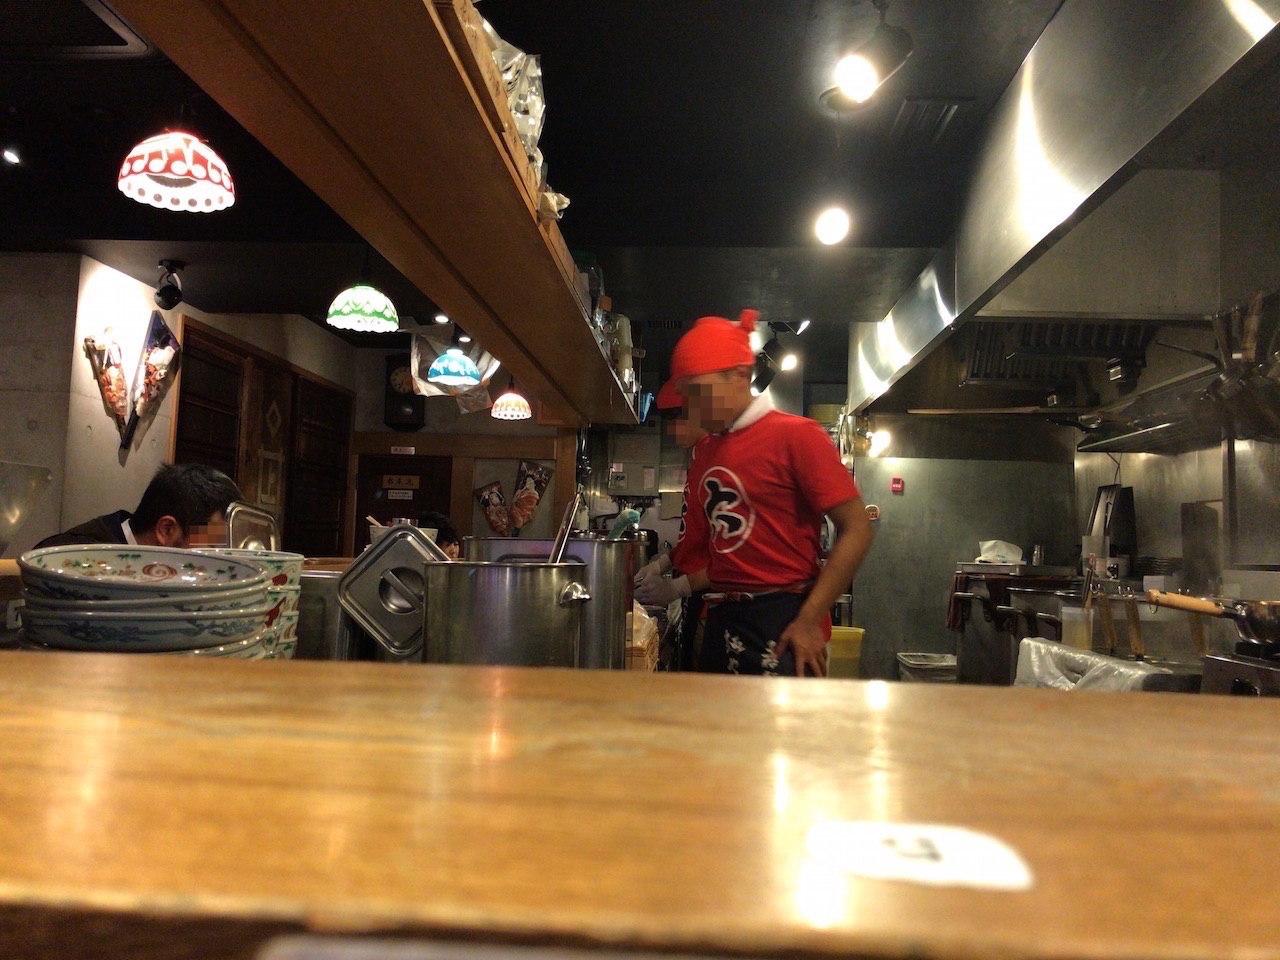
[490,377,532,420]
[427,328,482,385]
[117,130,235,212]
[326,283,399,333]
[326,246,399,333]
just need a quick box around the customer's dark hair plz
[131,463,243,536]
[419,510,460,547]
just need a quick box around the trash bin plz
[896,652,958,682]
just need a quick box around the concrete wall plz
[2,255,366,549]
[0,253,80,556]
[851,455,1075,679]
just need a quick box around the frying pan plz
[1145,590,1280,644]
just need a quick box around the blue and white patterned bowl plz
[20,580,269,614]
[195,548,303,588]
[19,545,268,602]
[19,599,275,652]
[20,630,271,659]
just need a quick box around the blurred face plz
[185,511,229,547]
[441,540,461,560]
[681,366,752,434]
[666,411,706,449]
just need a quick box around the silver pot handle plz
[558,581,591,605]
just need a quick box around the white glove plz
[634,572,692,607]
[633,553,673,584]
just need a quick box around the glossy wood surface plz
[0,652,1278,960]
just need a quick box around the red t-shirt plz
[677,400,859,589]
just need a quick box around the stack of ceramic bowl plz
[17,544,274,658]
[196,548,304,658]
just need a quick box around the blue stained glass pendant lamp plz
[427,327,481,385]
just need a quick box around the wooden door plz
[172,330,245,478]
[354,455,452,551]
[286,378,353,557]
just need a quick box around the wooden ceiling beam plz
[109,0,638,425]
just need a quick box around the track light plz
[154,259,184,309]
[820,0,913,111]
[752,356,777,395]
[769,319,811,337]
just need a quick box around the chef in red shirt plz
[635,309,874,677]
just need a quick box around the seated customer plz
[419,510,461,559]
[35,463,243,549]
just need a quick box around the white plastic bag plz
[975,539,1023,563]
[1014,637,1172,691]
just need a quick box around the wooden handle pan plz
[1147,590,1280,644]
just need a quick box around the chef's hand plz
[775,617,829,677]
[634,572,691,607]
[633,553,673,584]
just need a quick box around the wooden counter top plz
[1,652,1278,960]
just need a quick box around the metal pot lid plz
[225,501,279,551]
[338,525,443,657]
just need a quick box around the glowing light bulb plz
[835,54,879,103]
[780,354,798,372]
[815,207,851,245]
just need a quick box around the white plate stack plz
[17,544,275,658]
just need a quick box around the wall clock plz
[383,353,425,430]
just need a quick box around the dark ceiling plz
[0,0,1064,385]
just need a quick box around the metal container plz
[424,560,591,667]
[337,526,446,660]
[297,569,364,661]
[463,535,634,669]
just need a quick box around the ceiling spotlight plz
[3,147,19,166]
[457,330,473,344]
[491,376,533,421]
[821,0,913,110]
[769,319,811,336]
[433,313,450,324]
[427,329,481,385]
[117,130,235,212]
[154,259,184,310]
[326,245,398,333]
[815,206,851,245]
[752,353,777,394]
[780,354,799,372]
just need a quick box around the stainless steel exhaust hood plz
[849,0,1280,414]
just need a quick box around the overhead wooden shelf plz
[110,0,637,426]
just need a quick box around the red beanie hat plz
[656,309,758,410]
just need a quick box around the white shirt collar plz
[121,518,138,545]
[728,393,774,432]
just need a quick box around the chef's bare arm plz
[793,497,874,628]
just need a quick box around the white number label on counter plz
[805,821,1034,891]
